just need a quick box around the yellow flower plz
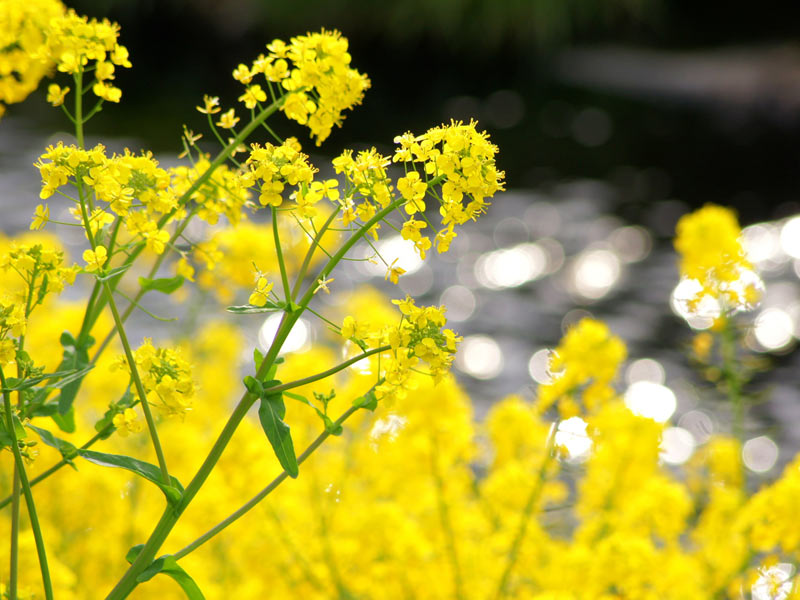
[176,257,195,282]
[217,108,240,129]
[249,276,274,307]
[92,81,122,103]
[314,276,334,294]
[674,204,760,312]
[30,204,49,230]
[238,84,267,109]
[196,94,221,114]
[46,84,69,107]
[112,408,142,437]
[385,258,405,284]
[82,245,107,272]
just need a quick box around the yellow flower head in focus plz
[82,245,107,272]
[249,276,274,307]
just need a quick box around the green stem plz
[8,465,20,600]
[272,206,293,304]
[720,316,744,442]
[264,346,388,395]
[74,70,85,149]
[0,428,108,510]
[106,310,299,599]
[430,438,465,600]
[173,404,358,561]
[493,424,557,600]
[1,368,53,600]
[101,281,171,484]
[291,209,339,299]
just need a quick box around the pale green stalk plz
[493,424,557,600]
[1,367,53,600]
[8,466,19,600]
[272,206,293,304]
[430,437,465,600]
[102,280,171,483]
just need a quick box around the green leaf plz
[126,547,205,599]
[95,263,132,282]
[78,449,184,505]
[0,366,94,394]
[36,273,49,306]
[284,391,310,406]
[257,393,298,478]
[56,332,94,415]
[139,557,205,599]
[253,348,265,372]
[322,415,343,436]
[353,390,378,412]
[28,424,78,462]
[139,275,185,295]
[11,414,26,439]
[226,303,282,314]
[51,405,76,433]
[28,403,58,418]
[125,544,145,564]
[243,375,263,396]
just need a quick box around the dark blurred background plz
[13,0,800,225]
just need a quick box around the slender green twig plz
[8,466,20,600]
[493,424,557,600]
[101,281,171,484]
[173,404,359,561]
[272,206,293,304]
[430,436,464,600]
[1,367,53,600]
[720,316,745,442]
[291,209,340,299]
[0,428,109,510]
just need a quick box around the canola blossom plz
[1,4,799,600]
[674,204,762,314]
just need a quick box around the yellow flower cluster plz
[535,318,627,418]
[169,156,252,226]
[0,242,77,304]
[0,0,65,116]
[190,219,334,304]
[111,339,195,418]
[674,204,761,312]
[0,241,77,369]
[42,8,131,104]
[340,295,461,403]
[245,138,317,213]
[234,29,370,145]
[332,147,393,227]
[394,120,505,254]
[1,288,799,599]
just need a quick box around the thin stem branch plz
[173,404,359,561]
[272,206,293,305]
[430,437,464,600]
[1,367,53,600]
[291,209,339,299]
[263,346,388,396]
[0,428,108,510]
[8,466,20,600]
[493,424,557,600]
[101,281,171,484]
